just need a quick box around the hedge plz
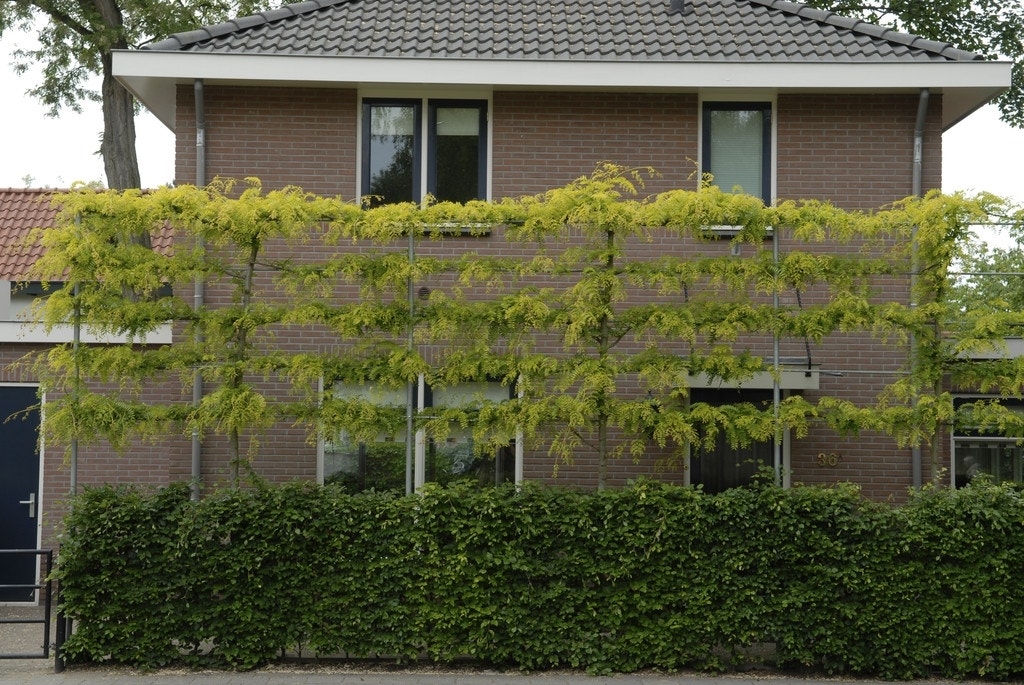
[55,478,1024,678]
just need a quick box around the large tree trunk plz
[93,0,141,189]
[100,52,141,190]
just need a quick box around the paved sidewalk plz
[0,607,970,685]
[0,659,911,685]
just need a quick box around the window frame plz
[360,96,489,205]
[321,377,515,490]
[686,388,776,494]
[426,100,488,204]
[361,98,422,206]
[701,101,773,205]
[951,396,1024,487]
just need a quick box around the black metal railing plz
[0,549,53,660]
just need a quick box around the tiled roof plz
[0,189,174,281]
[146,0,981,63]
[0,189,60,281]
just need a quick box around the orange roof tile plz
[0,188,175,281]
[0,188,61,280]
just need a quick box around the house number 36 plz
[817,452,841,467]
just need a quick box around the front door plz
[0,385,41,602]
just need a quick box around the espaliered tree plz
[24,168,1023,489]
[29,180,346,485]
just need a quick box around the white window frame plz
[318,375,520,489]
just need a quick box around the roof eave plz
[113,51,1012,132]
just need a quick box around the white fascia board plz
[0,322,173,345]
[114,50,1011,132]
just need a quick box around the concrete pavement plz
[0,659,921,685]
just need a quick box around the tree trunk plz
[100,52,141,190]
[95,0,141,191]
[596,228,615,491]
[228,241,260,487]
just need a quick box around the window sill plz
[0,321,173,345]
[421,223,492,237]
[703,225,774,239]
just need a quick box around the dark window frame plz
[361,98,422,206]
[689,388,774,494]
[361,97,488,206]
[426,100,488,203]
[701,101,773,205]
[952,396,1024,487]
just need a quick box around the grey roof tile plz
[145,0,983,64]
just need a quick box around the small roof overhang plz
[688,362,821,391]
[113,50,1011,132]
[957,337,1024,360]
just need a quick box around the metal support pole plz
[406,229,415,495]
[772,227,782,486]
[71,282,79,497]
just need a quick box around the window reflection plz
[367,104,416,205]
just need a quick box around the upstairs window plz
[702,102,772,205]
[364,102,419,205]
[362,98,488,206]
[428,102,487,204]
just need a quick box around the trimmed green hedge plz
[55,478,1024,678]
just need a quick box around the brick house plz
[0,189,175,601]
[0,0,1013,596]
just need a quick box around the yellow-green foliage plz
[21,167,1021,484]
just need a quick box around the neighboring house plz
[0,188,173,602]
[3,0,1013,595]
[953,340,1024,488]
[0,189,55,602]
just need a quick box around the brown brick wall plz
[11,86,956,556]
[490,91,942,210]
[777,93,943,209]
[491,92,700,198]
[168,86,945,500]
[175,85,358,197]
[172,87,942,211]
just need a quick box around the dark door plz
[0,385,41,602]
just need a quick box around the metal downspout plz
[910,87,929,488]
[191,79,206,500]
[912,89,930,197]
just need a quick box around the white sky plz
[2,33,1023,207]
